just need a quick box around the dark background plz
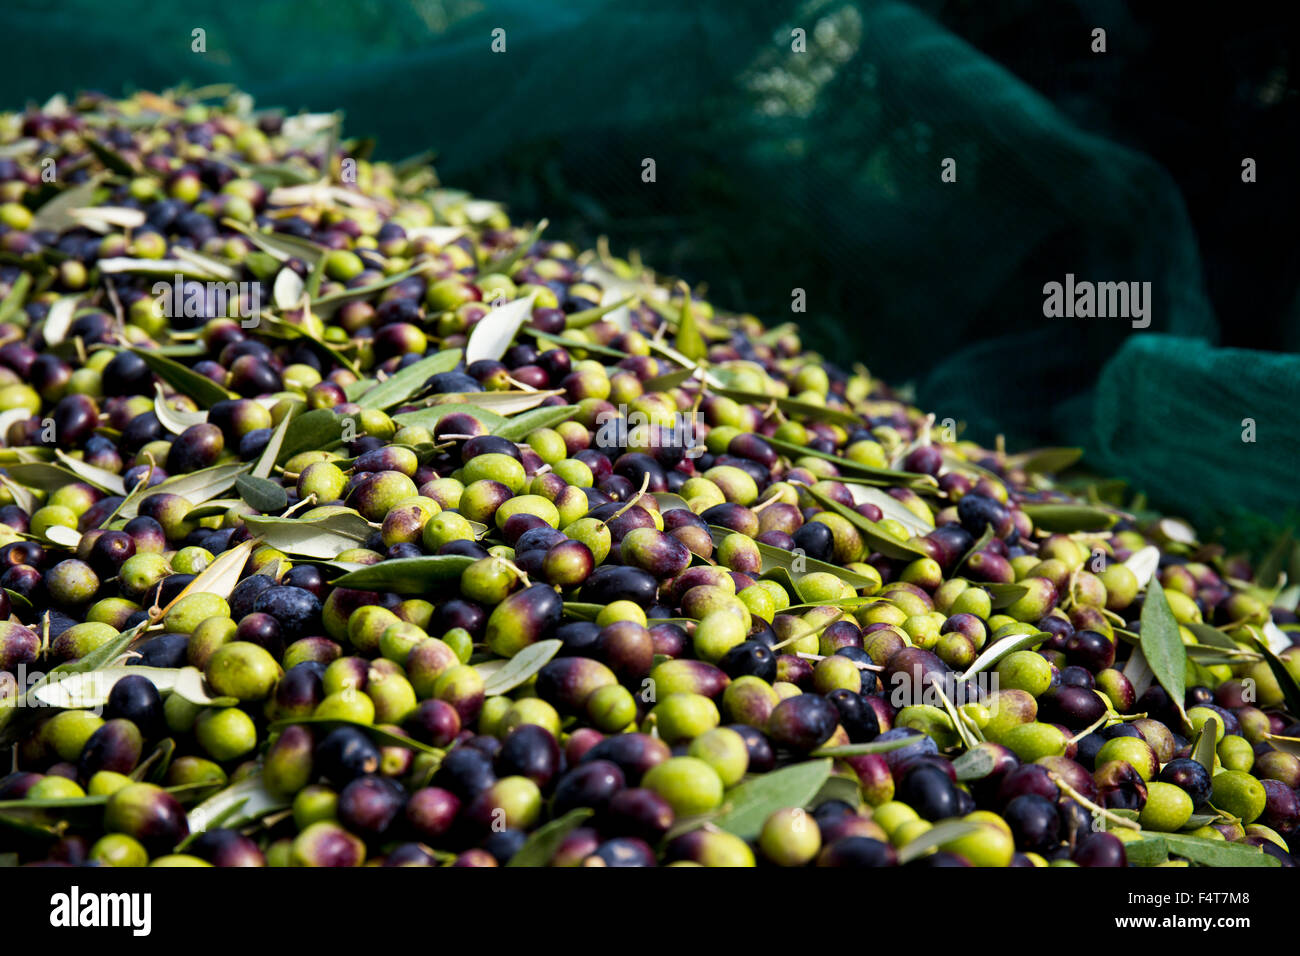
[2,0,1297,540]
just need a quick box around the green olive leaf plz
[951,745,999,781]
[0,272,32,325]
[223,219,326,265]
[1140,578,1188,724]
[186,773,290,836]
[1007,447,1084,475]
[714,388,862,429]
[1183,621,1241,651]
[476,639,563,696]
[277,408,348,464]
[524,327,628,359]
[483,218,547,279]
[269,717,444,758]
[1158,833,1281,867]
[352,348,463,410]
[1020,503,1118,533]
[565,296,635,330]
[674,292,707,363]
[119,462,251,519]
[32,666,182,709]
[390,404,506,433]
[329,555,476,593]
[896,820,983,865]
[959,631,1047,682]
[465,293,538,365]
[982,582,1030,609]
[492,405,580,442]
[235,474,289,513]
[707,526,878,592]
[128,347,237,408]
[1192,714,1221,776]
[797,483,929,561]
[245,509,374,559]
[1121,836,1171,867]
[811,735,923,758]
[813,773,863,809]
[505,807,593,868]
[765,435,930,486]
[253,409,295,479]
[712,759,832,840]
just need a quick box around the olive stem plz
[1048,772,1141,831]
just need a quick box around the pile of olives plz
[0,90,1295,868]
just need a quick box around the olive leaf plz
[1019,504,1118,533]
[52,620,152,676]
[162,540,258,616]
[1255,528,1293,590]
[475,639,563,695]
[53,449,127,496]
[712,759,833,839]
[311,262,436,316]
[353,349,463,410]
[245,510,373,559]
[951,745,999,781]
[813,773,863,809]
[1264,734,1300,757]
[707,526,877,592]
[565,296,635,330]
[170,667,238,707]
[119,462,252,519]
[0,272,32,324]
[1119,836,1170,867]
[253,409,294,479]
[1240,628,1300,718]
[32,174,109,232]
[277,408,349,464]
[1122,645,1154,698]
[1156,833,1280,867]
[391,404,506,433]
[764,436,929,486]
[426,390,562,415]
[273,267,305,310]
[1183,621,1241,651]
[129,347,236,408]
[186,773,290,836]
[236,474,289,513]
[1,462,84,492]
[483,218,547,278]
[1008,447,1084,475]
[844,483,935,534]
[640,368,700,392]
[798,483,929,561]
[32,666,182,709]
[959,631,1047,682]
[1140,579,1188,724]
[983,582,1030,608]
[492,405,579,442]
[465,293,538,365]
[80,135,139,175]
[505,807,593,868]
[1191,714,1221,776]
[132,737,177,784]
[44,525,81,549]
[223,219,325,265]
[0,474,37,515]
[714,389,862,429]
[153,384,209,435]
[674,289,706,362]
[810,736,923,758]
[524,328,628,359]
[41,295,80,346]
[896,820,983,865]
[329,555,475,593]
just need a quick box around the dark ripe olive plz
[188,828,266,867]
[100,350,154,397]
[897,763,959,821]
[717,723,772,774]
[554,760,626,816]
[1094,759,1148,811]
[0,622,39,671]
[649,622,688,659]
[355,446,418,478]
[579,565,659,608]
[580,734,670,784]
[725,432,778,469]
[1037,685,1107,729]
[619,527,690,580]
[601,505,657,547]
[791,520,836,562]
[496,724,562,789]
[0,540,44,569]
[460,435,521,465]
[0,505,28,535]
[596,621,655,682]
[338,774,406,838]
[282,564,327,600]
[924,524,975,572]
[484,584,563,658]
[573,449,614,484]
[1158,756,1212,806]
[767,694,839,753]
[238,428,272,460]
[817,836,897,868]
[87,530,136,578]
[583,837,657,868]
[50,394,99,447]
[121,410,166,453]
[995,763,1059,807]
[104,783,189,854]
[433,412,490,443]
[102,673,164,739]
[538,539,591,589]
[1059,665,1094,689]
[555,620,602,657]
[535,656,618,713]
[193,360,228,384]
[719,640,777,682]
[819,620,863,656]
[235,612,283,656]
[29,354,71,402]
[405,787,461,840]
[314,726,382,786]
[480,828,529,865]
[0,772,43,799]
[130,633,189,669]
[611,452,667,493]
[433,747,497,801]
[826,689,880,743]
[406,699,461,748]
[502,514,551,550]
[229,573,275,621]
[775,653,814,687]
[699,502,759,539]
[1002,794,1062,853]
[137,493,193,542]
[165,422,224,474]
[957,493,1011,538]
[883,646,951,702]
[77,718,144,779]
[0,565,43,604]
[1038,756,1096,802]
[433,598,487,638]
[1075,731,1107,771]
[253,585,322,641]
[273,664,325,721]
[1064,629,1115,672]
[438,540,491,561]
[1071,831,1126,867]
[601,787,674,842]
[465,734,503,759]
[1259,780,1300,833]
[227,355,282,396]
